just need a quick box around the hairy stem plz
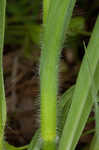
[40,0,76,150]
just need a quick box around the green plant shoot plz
[40,0,76,149]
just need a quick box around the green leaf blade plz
[58,16,99,150]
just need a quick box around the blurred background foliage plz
[5,0,41,58]
[5,0,99,59]
[5,0,99,60]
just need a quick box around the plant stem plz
[40,0,76,150]
[0,0,6,149]
[43,0,50,23]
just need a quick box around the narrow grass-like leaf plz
[84,42,99,137]
[84,36,99,150]
[58,16,99,150]
[57,86,74,135]
[0,0,6,149]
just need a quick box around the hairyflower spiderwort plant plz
[0,1,99,150]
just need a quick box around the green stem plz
[40,0,76,150]
[43,0,50,23]
[0,0,6,149]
